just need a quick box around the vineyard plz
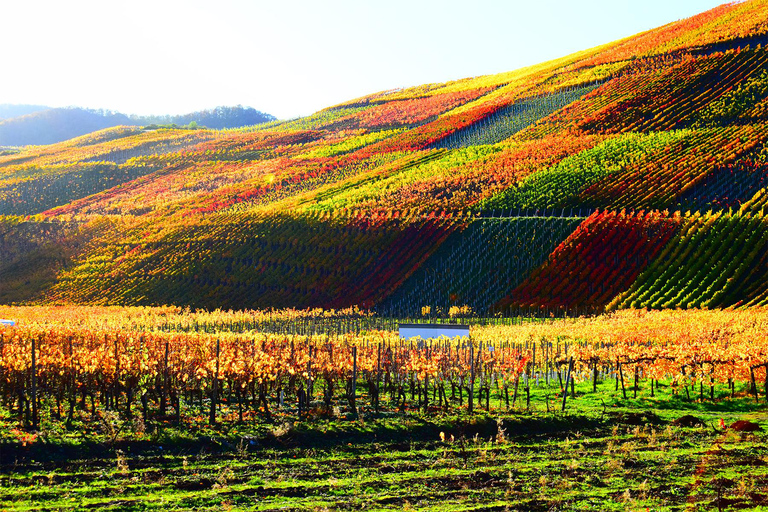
[2,307,768,510]
[1,306,767,427]
[3,3,768,508]
[4,42,768,315]
[379,215,584,317]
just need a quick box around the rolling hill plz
[0,106,276,146]
[2,0,768,316]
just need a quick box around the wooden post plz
[307,342,313,408]
[114,336,120,412]
[618,362,627,400]
[376,342,382,413]
[763,364,768,405]
[350,346,357,416]
[593,360,598,393]
[571,368,575,399]
[209,338,220,425]
[525,367,531,410]
[468,340,474,414]
[423,343,429,413]
[161,341,169,415]
[31,336,38,430]
[751,367,759,403]
[66,337,75,428]
[561,357,573,412]
[634,366,638,399]
[512,374,519,408]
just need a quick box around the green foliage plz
[479,131,691,211]
[695,69,768,126]
[610,210,768,310]
[297,128,406,159]
[142,123,202,130]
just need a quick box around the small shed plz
[398,323,469,340]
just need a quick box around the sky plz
[0,0,730,120]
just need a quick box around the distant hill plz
[0,104,50,121]
[134,106,277,130]
[0,105,276,146]
[0,108,132,146]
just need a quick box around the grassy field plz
[1,375,766,511]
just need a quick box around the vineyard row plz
[2,324,767,430]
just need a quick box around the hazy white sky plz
[0,0,729,119]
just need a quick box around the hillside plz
[2,0,768,315]
[0,106,276,146]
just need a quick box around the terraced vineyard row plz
[499,210,680,312]
[431,83,601,149]
[49,211,463,310]
[610,209,768,309]
[379,215,583,317]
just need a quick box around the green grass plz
[1,378,767,511]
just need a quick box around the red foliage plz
[334,88,492,129]
[498,210,681,311]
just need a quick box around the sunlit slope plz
[1,0,768,313]
[0,127,221,215]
